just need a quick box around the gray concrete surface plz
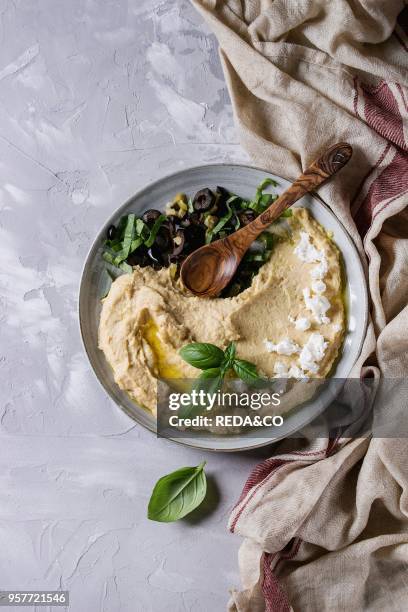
[0,1,269,610]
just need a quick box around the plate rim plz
[78,162,369,452]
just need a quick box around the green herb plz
[144,214,166,248]
[239,199,251,210]
[147,461,207,522]
[205,195,239,243]
[223,341,236,366]
[112,213,136,265]
[179,342,225,370]
[248,178,278,214]
[233,359,262,385]
[198,367,222,380]
[178,368,223,419]
[280,209,293,218]
[206,205,233,243]
[259,232,274,249]
[256,177,278,195]
[129,237,143,253]
[119,261,133,274]
[102,251,115,265]
[100,267,115,299]
[102,213,165,273]
[179,341,263,387]
[197,368,223,395]
[245,252,269,263]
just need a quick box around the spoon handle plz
[232,142,352,251]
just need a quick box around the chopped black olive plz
[192,188,215,212]
[142,209,162,225]
[127,246,150,268]
[171,229,185,257]
[154,225,173,252]
[184,224,206,253]
[181,212,201,228]
[165,215,181,234]
[215,186,230,216]
[107,224,117,240]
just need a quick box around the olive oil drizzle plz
[143,319,183,379]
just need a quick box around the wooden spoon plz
[180,142,352,297]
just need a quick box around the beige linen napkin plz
[190,1,408,609]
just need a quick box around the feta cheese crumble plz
[294,232,322,263]
[299,332,328,374]
[264,337,300,355]
[303,288,330,324]
[274,361,289,377]
[295,317,311,331]
[272,332,329,378]
[273,361,307,379]
[311,280,326,294]
[288,315,311,331]
[288,365,308,379]
[294,232,328,281]
[310,257,329,280]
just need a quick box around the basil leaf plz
[223,342,236,367]
[197,368,223,395]
[233,359,262,385]
[255,178,278,196]
[248,178,278,214]
[147,462,207,523]
[198,367,222,379]
[249,194,272,213]
[206,212,232,243]
[179,342,225,370]
[259,232,274,249]
[116,215,128,237]
[178,369,223,419]
[129,236,143,254]
[119,261,133,274]
[206,202,234,243]
[145,214,166,248]
[102,251,115,265]
[135,218,146,234]
[123,213,136,242]
[112,214,136,264]
[239,199,251,210]
[100,268,114,298]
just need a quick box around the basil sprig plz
[148,461,207,522]
[179,341,262,386]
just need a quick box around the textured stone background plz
[0,1,269,610]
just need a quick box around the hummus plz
[99,208,345,414]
